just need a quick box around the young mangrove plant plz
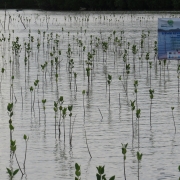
[130,100,135,138]
[86,52,93,93]
[7,103,13,141]
[23,134,29,174]
[149,61,152,88]
[134,80,138,109]
[75,163,81,180]
[96,165,115,180]
[171,107,176,134]
[149,89,154,127]
[137,151,143,180]
[54,101,58,139]
[62,107,67,143]
[136,109,141,149]
[122,143,128,180]
[107,74,112,105]
[10,140,24,176]
[68,105,73,146]
[42,99,46,115]
[58,96,64,139]
[30,86,33,112]
[74,72,77,92]
[132,44,138,72]
[125,64,130,98]
[6,167,19,180]
[145,52,149,76]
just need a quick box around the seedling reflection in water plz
[171,107,176,134]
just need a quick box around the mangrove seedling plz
[107,74,112,105]
[54,101,58,138]
[149,61,152,88]
[137,151,143,180]
[42,99,46,114]
[136,109,141,149]
[7,103,13,141]
[145,52,149,75]
[171,107,176,134]
[134,80,138,109]
[23,134,29,174]
[130,100,135,138]
[149,89,154,127]
[122,143,128,180]
[58,96,64,139]
[30,86,33,112]
[10,140,24,176]
[75,163,81,180]
[6,168,19,180]
[62,107,67,143]
[68,105,73,145]
[74,72,77,92]
[96,165,115,180]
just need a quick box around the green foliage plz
[107,74,112,85]
[6,168,19,178]
[96,165,115,180]
[130,100,135,111]
[149,89,154,99]
[136,109,141,119]
[137,151,143,161]
[75,163,81,180]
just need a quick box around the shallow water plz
[0,10,180,180]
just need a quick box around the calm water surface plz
[0,10,180,180]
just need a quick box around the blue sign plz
[158,18,180,60]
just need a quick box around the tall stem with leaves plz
[54,101,58,139]
[58,96,64,139]
[137,151,143,180]
[107,74,112,105]
[62,107,67,143]
[7,103,13,142]
[68,105,73,146]
[122,143,128,180]
[130,100,135,138]
[136,109,141,150]
[149,89,154,127]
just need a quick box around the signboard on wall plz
[158,18,180,60]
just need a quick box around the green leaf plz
[109,176,115,180]
[101,166,105,174]
[75,177,78,180]
[178,165,180,172]
[102,174,106,180]
[6,168,12,176]
[9,124,14,131]
[75,170,81,177]
[23,134,27,140]
[96,174,101,180]
[13,169,19,176]
[75,163,80,171]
